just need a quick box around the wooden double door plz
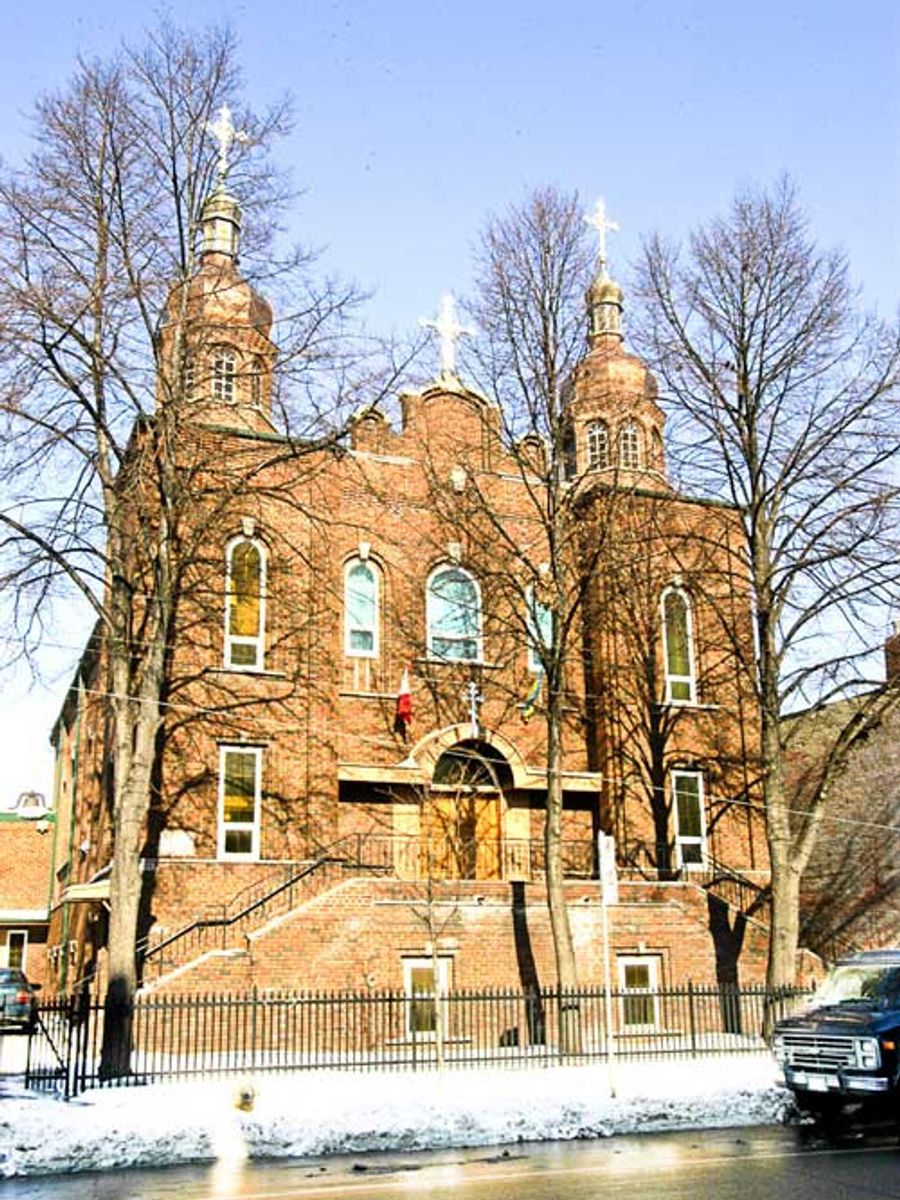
[420,789,502,880]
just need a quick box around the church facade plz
[45,171,771,1006]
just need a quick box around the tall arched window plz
[618,421,642,469]
[586,420,609,470]
[661,585,696,703]
[427,565,482,662]
[225,537,266,669]
[213,348,237,404]
[526,585,553,672]
[345,558,379,657]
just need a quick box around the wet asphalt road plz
[0,1122,897,1200]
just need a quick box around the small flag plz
[394,667,412,735]
[521,671,543,722]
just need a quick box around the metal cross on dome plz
[208,104,251,189]
[585,198,619,268]
[419,292,474,379]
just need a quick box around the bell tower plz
[157,106,278,434]
[564,199,668,487]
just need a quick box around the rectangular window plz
[5,930,27,972]
[218,747,262,860]
[672,770,706,869]
[618,955,660,1030]
[403,957,450,1038]
[213,350,236,403]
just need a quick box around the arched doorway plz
[421,740,511,880]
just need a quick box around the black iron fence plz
[24,982,810,1099]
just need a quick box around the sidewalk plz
[0,1054,789,1178]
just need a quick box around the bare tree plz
[635,177,900,990]
[455,187,600,1032]
[0,23,375,1074]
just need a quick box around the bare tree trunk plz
[99,587,168,1077]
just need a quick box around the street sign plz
[598,831,618,906]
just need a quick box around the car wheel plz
[793,1090,846,1129]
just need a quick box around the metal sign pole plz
[598,831,617,1097]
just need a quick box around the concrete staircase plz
[137,836,391,990]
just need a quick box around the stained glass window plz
[427,566,481,661]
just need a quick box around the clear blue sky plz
[1,0,898,805]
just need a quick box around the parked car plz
[773,949,900,1119]
[0,968,40,1032]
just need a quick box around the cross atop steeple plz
[585,198,619,272]
[208,104,251,190]
[419,292,474,381]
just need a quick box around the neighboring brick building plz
[44,176,770,1011]
[0,794,54,988]
[784,629,900,959]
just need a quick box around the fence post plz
[250,985,258,1072]
[688,981,697,1057]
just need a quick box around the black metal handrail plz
[136,833,598,982]
[137,833,366,973]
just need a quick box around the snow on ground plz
[0,1054,790,1179]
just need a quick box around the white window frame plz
[403,956,451,1039]
[526,585,553,672]
[4,929,27,972]
[212,347,237,404]
[218,745,262,861]
[618,954,660,1031]
[225,536,267,670]
[618,421,642,469]
[661,585,696,704]
[426,565,483,663]
[344,558,379,658]
[672,769,707,870]
[586,420,609,470]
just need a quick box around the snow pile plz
[0,1056,789,1179]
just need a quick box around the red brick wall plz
[147,876,768,996]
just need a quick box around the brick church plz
[44,164,771,1010]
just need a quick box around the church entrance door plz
[420,740,511,881]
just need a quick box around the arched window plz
[661,586,696,703]
[213,348,237,404]
[183,357,196,401]
[618,421,642,469]
[426,565,482,662]
[562,423,577,480]
[345,558,379,657]
[526,585,553,672]
[586,420,609,470]
[225,537,266,669]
